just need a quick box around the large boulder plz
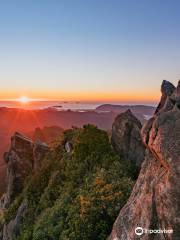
[111,109,145,169]
[110,80,180,240]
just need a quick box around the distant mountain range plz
[96,104,155,122]
[96,103,155,114]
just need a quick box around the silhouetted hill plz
[27,126,63,145]
[96,104,155,120]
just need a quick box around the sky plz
[0,0,180,104]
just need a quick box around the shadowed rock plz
[3,133,34,208]
[111,109,145,169]
[0,133,49,240]
[155,80,175,114]
[2,133,49,208]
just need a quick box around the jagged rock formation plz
[0,132,49,240]
[155,80,175,114]
[111,109,145,169]
[0,133,49,208]
[110,80,180,240]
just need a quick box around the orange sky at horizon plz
[0,89,160,104]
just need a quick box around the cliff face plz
[110,80,180,240]
[111,109,145,169]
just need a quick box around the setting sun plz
[18,96,30,104]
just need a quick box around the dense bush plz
[5,124,135,240]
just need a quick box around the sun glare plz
[18,96,30,104]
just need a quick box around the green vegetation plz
[5,124,135,240]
